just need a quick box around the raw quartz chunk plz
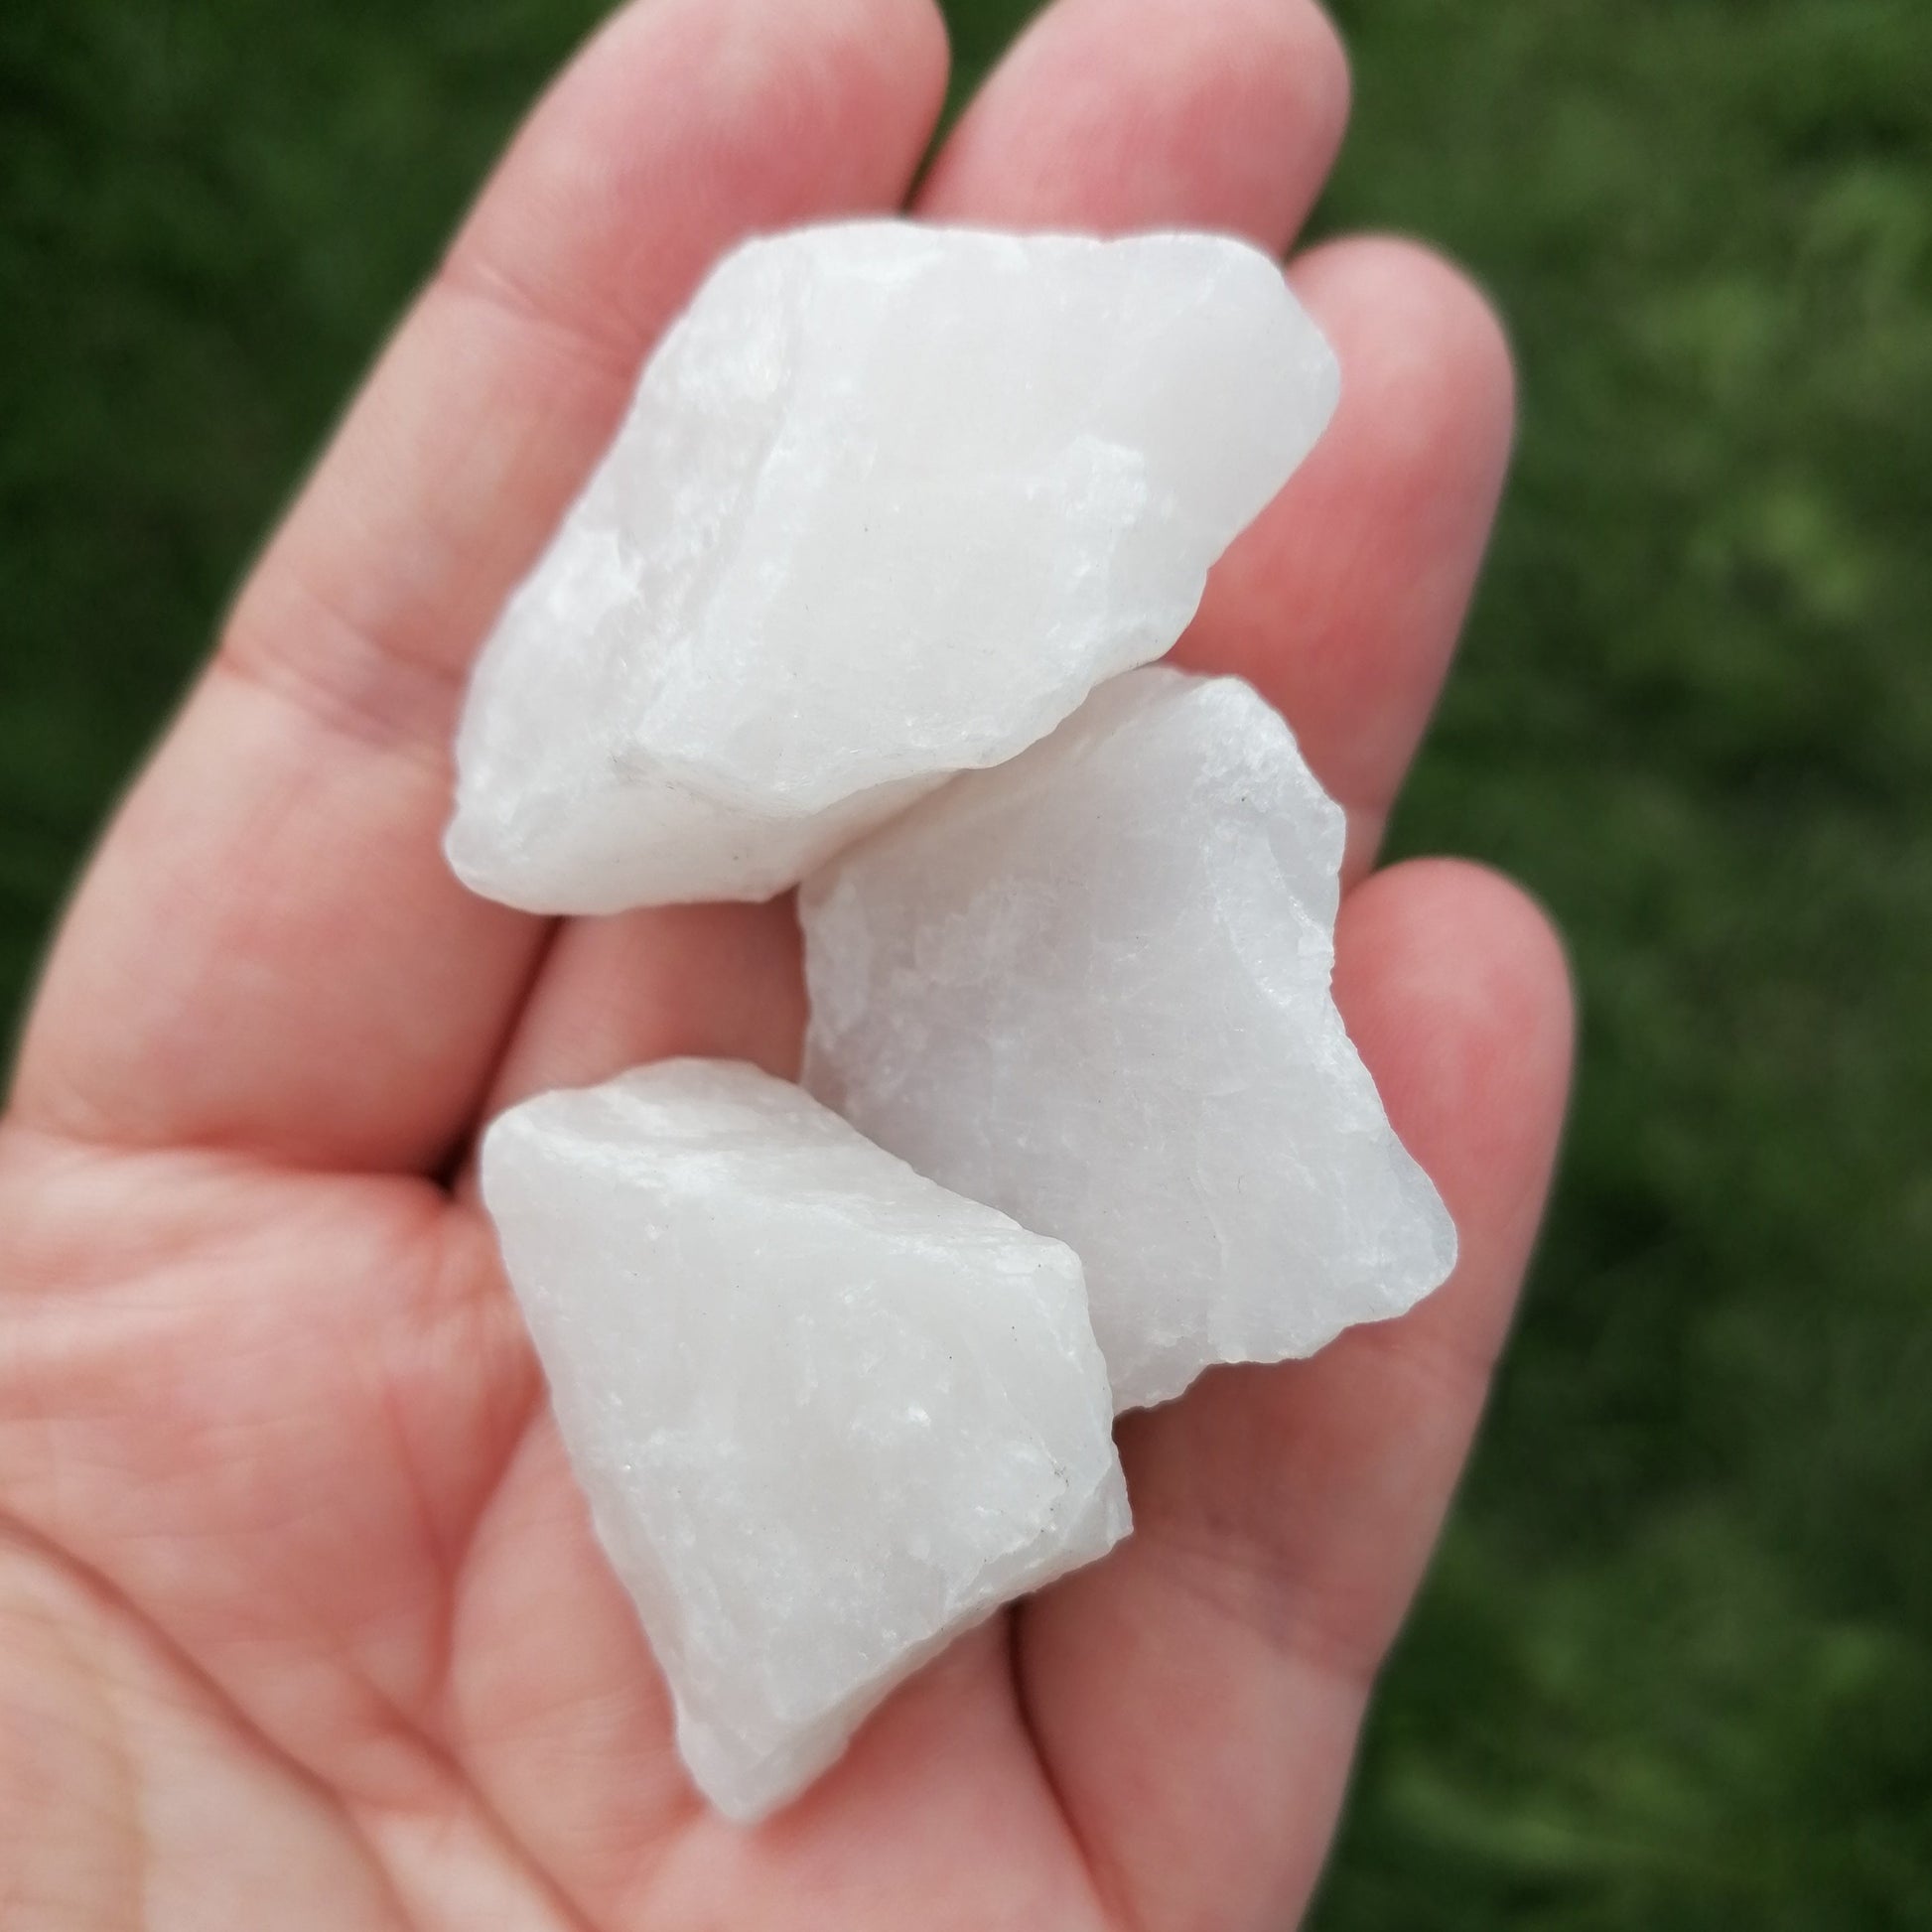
[479,1059,1129,1821]
[801,668,1458,1413]
[446,220,1340,910]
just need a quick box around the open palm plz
[0,0,1573,1925]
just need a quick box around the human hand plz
[0,0,1573,1924]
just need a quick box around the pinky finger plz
[1015,859,1576,1932]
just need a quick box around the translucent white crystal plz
[801,669,1457,1413]
[480,1059,1129,1820]
[447,220,1339,911]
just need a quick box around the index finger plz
[10,0,948,1173]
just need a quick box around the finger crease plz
[433,245,648,391]
[1006,1616,1151,1932]
[217,562,468,772]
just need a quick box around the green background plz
[3,0,1929,1920]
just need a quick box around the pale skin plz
[0,0,1576,1924]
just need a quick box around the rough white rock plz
[480,1059,1129,1820]
[447,220,1339,910]
[801,668,1457,1413]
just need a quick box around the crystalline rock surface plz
[480,1059,1129,1821]
[447,220,1339,911]
[802,667,1459,1413]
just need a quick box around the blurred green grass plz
[2,0,1928,1921]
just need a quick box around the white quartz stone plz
[447,220,1339,911]
[480,1058,1129,1820]
[801,668,1457,1413]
